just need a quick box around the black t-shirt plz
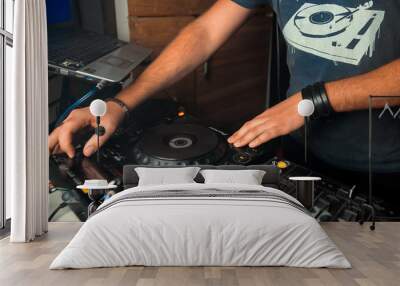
[232,0,400,172]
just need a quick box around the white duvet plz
[50,183,351,269]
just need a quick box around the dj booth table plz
[1,222,399,286]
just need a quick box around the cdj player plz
[49,99,398,222]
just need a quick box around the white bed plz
[50,183,351,269]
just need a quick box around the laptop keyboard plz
[48,29,123,67]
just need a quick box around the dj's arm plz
[49,0,252,158]
[228,58,400,148]
[116,0,252,109]
[326,59,400,112]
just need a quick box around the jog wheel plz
[131,123,228,166]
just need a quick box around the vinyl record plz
[131,123,228,165]
[294,4,353,38]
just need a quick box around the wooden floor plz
[0,222,399,286]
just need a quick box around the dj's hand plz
[48,102,125,158]
[228,93,304,148]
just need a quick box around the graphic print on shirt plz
[282,1,385,65]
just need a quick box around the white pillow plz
[200,169,266,185]
[135,167,201,186]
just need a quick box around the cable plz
[55,80,107,126]
[55,87,97,126]
[48,202,68,221]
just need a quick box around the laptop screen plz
[46,0,78,27]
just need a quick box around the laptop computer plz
[46,0,152,83]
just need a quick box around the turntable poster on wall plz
[283,1,385,65]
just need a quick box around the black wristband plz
[315,82,334,117]
[301,82,334,120]
[106,97,130,124]
[301,85,318,120]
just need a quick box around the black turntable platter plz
[131,123,228,165]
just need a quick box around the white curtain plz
[8,0,49,242]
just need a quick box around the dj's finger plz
[233,124,267,147]
[58,121,85,158]
[58,131,76,159]
[228,119,265,145]
[83,127,114,157]
[51,144,62,155]
[249,131,274,148]
[48,127,60,153]
[228,124,250,144]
